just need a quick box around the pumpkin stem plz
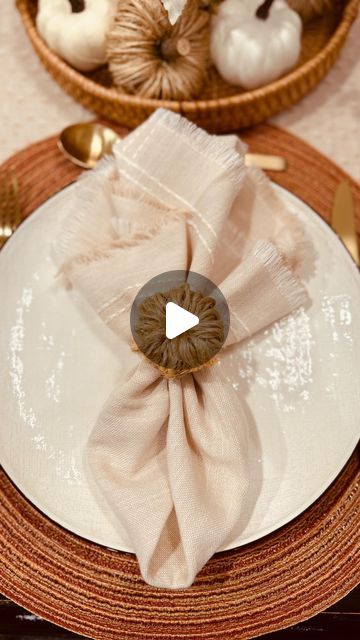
[256,0,276,20]
[160,37,191,60]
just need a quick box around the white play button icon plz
[165,302,199,340]
[130,271,230,372]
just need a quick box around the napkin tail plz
[101,366,251,590]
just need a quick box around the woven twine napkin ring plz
[132,282,224,379]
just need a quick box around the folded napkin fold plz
[57,109,309,589]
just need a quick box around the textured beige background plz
[0,1,359,180]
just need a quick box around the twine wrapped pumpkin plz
[106,0,210,100]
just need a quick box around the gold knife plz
[331,180,359,266]
[245,153,286,172]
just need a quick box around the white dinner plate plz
[0,182,359,552]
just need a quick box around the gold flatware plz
[331,180,359,266]
[59,122,287,172]
[59,123,119,169]
[244,152,286,171]
[0,173,21,249]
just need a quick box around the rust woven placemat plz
[0,124,359,640]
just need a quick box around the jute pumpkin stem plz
[160,37,191,60]
[69,0,85,12]
[256,0,276,20]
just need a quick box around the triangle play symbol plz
[165,302,199,340]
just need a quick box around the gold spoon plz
[59,122,287,172]
[59,123,119,169]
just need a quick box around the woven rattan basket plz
[17,0,359,132]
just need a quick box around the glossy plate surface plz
[0,183,359,551]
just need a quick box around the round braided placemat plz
[0,124,359,639]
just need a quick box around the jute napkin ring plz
[132,282,224,378]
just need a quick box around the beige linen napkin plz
[57,109,309,589]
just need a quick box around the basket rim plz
[16,0,360,112]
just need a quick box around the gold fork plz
[0,173,21,249]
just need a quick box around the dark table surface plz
[1,586,359,640]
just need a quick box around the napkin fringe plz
[248,166,308,271]
[112,212,185,247]
[254,241,308,310]
[154,109,246,186]
[55,157,118,263]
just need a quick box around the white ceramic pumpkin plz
[36,0,116,72]
[211,0,302,90]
